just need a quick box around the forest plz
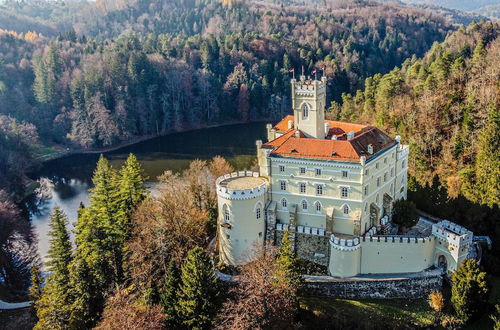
[0,0,454,194]
[0,0,499,328]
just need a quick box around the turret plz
[291,76,327,139]
[216,171,268,266]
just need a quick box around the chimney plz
[324,123,330,137]
[367,144,373,155]
[287,120,293,130]
[295,131,301,138]
[347,131,355,141]
[395,135,401,143]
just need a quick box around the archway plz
[369,203,380,227]
[382,193,393,218]
[437,255,448,272]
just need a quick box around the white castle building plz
[216,74,474,278]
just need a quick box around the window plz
[384,158,387,164]
[316,168,322,176]
[342,170,348,178]
[315,201,322,212]
[302,200,308,210]
[256,207,261,220]
[365,169,369,175]
[226,234,230,239]
[316,184,323,195]
[376,163,379,169]
[391,183,394,192]
[341,187,348,198]
[281,198,287,209]
[259,232,262,237]
[364,185,368,196]
[391,168,394,177]
[279,165,285,172]
[364,203,367,212]
[377,177,381,187]
[402,160,406,168]
[302,103,309,119]
[300,183,306,193]
[300,167,306,174]
[343,205,350,215]
[384,173,387,182]
[280,181,287,191]
[376,194,379,204]
[223,206,230,223]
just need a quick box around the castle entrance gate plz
[437,255,447,272]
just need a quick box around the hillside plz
[401,0,498,12]
[0,0,455,194]
[329,21,499,207]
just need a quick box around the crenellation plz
[217,75,476,279]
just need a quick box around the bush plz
[392,199,419,228]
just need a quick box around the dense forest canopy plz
[330,21,499,206]
[0,0,455,194]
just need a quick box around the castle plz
[216,74,474,278]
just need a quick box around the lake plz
[27,122,267,261]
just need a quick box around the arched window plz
[301,200,308,211]
[343,204,350,215]
[223,204,230,223]
[281,198,288,209]
[302,103,309,120]
[255,202,263,220]
[315,201,322,212]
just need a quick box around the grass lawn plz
[299,296,436,329]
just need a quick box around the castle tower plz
[291,75,327,139]
[216,171,268,266]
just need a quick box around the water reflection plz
[28,122,267,260]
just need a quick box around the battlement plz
[291,77,327,97]
[397,144,410,160]
[431,220,473,246]
[216,171,268,200]
[330,234,361,251]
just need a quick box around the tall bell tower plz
[291,74,327,139]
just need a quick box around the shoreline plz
[34,119,269,164]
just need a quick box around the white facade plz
[216,76,474,278]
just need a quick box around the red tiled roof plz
[264,116,395,162]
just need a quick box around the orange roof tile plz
[264,116,396,162]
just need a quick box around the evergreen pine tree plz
[472,104,500,207]
[275,231,302,290]
[118,153,147,233]
[29,265,43,304]
[34,207,73,329]
[176,247,220,330]
[451,259,488,322]
[161,260,181,328]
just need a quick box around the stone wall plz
[275,230,330,266]
[303,269,443,299]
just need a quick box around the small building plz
[216,74,473,278]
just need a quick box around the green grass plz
[300,296,436,328]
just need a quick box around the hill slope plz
[329,21,499,206]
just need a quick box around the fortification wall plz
[303,270,443,299]
[276,225,330,266]
[360,236,436,275]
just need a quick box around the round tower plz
[328,235,361,278]
[216,171,268,266]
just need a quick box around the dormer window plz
[302,103,309,120]
[367,144,373,155]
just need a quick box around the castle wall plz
[276,228,330,266]
[360,236,436,275]
[303,269,443,299]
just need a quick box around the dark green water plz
[28,122,267,259]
